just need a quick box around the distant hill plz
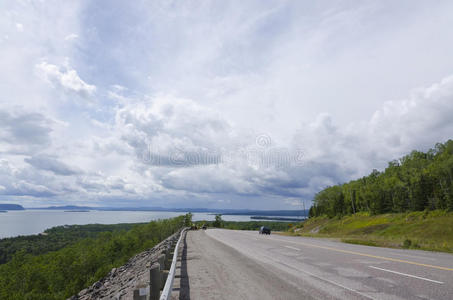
[34,205,93,210]
[220,210,308,216]
[27,205,308,216]
[0,204,24,210]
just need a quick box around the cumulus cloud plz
[23,74,451,206]
[116,96,234,166]
[294,75,453,180]
[2,1,453,209]
[36,62,96,97]
[368,75,453,153]
[2,75,453,208]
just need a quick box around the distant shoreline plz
[26,206,309,216]
[250,216,307,222]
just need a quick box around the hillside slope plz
[290,210,453,253]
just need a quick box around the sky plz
[1,0,453,209]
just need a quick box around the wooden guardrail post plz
[149,263,161,300]
[164,247,171,269]
[158,253,169,288]
[158,253,165,268]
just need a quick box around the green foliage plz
[0,216,185,300]
[342,239,378,247]
[212,214,223,228]
[183,213,193,227]
[0,223,143,265]
[311,140,453,217]
[402,239,412,249]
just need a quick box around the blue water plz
[0,210,260,238]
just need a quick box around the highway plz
[179,229,453,300]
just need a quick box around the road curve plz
[182,229,453,300]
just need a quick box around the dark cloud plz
[0,110,53,147]
[4,183,57,198]
[24,155,80,176]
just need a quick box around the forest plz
[310,140,453,217]
[0,216,188,300]
[0,223,145,265]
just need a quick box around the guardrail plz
[132,228,187,300]
[159,228,186,300]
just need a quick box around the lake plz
[0,210,260,238]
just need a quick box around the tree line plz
[310,140,453,217]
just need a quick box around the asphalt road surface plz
[181,229,453,300]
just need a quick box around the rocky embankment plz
[69,230,181,300]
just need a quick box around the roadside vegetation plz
[288,210,453,253]
[195,215,291,231]
[294,140,453,253]
[310,140,453,217]
[0,215,189,300]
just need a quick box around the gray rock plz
[79,288,89,296]
[92,281,102,290]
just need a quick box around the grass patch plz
[288,210,453,253]
[342,239,378,247]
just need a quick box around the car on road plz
[202,224,207,230]
[259,226,271,235]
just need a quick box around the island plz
[0,204,25,211]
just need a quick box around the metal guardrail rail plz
[159,228,186,300]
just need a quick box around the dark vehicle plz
[202,224,207,230]
[259,226,271,235]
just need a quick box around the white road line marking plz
[369,266,444,284]
[211,231,376,300]
[264,235,453,271]
[284,245,301,251]
[274,258,376,300]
